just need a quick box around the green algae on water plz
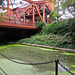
[62,53,75,56]
[39,48,59,51]
[0,44,26,50]
[0,44,75,75]
[71,65,75,68]
[70,70,75,74]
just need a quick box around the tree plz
[49,0,63,22]
[0,0,4,5]
[51,0,75,21]
[61,0,75,17]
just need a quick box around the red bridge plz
[0,0,55,29]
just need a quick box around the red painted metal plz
[0,22,36,29]
[0,0,55,29]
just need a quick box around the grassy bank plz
[17,34,75,49]
[17,18,75,49]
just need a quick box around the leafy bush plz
[35,21,45,33]
[40,22,59,34]
[18,18,75,49]
[68,18,75,44]
[41,18,75,43]
[41,18,75,35]
[35,21,45,29]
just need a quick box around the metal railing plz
[0,15,35,26]
[0,52,75,75]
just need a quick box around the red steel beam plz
[0,22,36,29]
[43,5,46,22]
[7,0,9,15]
[17,4,33,17]
[0,7,13,11]
[32,5,35,26]
[34,4,43,22]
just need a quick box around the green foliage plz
[17,34,75,49]
[0,12,4,22]
[0,0,4,5]
[18,18,75,49]
[54,0,75,21]
[62,0,75,9]
[35,21,45,29]
[49,11,54,21]
[41,18,75,35]
[35,21,45,33]
[40,21,63,34]
[41,18,75,47]
[35,17,45,29]
[68,18,75,44]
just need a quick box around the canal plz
[0,44,75,75]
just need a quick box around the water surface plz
[0,44,75,75]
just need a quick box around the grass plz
[39,48,60,51]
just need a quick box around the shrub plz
[35,21,45,33]
[68,18,75,44]
[41,18,75,35]
[35,21,45,29]
[40,22,63,34]
[17,34,75,49]
[17,18,75,49]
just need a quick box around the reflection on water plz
[0,45,75,75]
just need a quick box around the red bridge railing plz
[0,15,35,26]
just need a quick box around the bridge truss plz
[0,0,55,29]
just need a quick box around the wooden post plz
[32,5,35,26]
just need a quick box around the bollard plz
[55,59,59,75]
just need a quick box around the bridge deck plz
[0,22,36,29]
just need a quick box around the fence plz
[0,52,75,75]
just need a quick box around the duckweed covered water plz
[0,44,75,75]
